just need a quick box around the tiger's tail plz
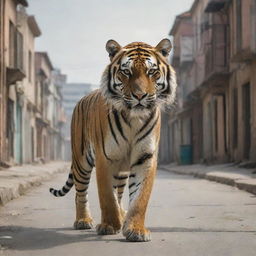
[49,171,74,197]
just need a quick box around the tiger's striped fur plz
[50,39,177,242]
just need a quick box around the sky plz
[28,0,194,85]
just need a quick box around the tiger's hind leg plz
[73,154,94,230]
[95,160,123,235]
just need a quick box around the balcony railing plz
[204,24,229,83]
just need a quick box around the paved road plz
[0,169,256,256]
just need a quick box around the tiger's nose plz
[132,92,148,100]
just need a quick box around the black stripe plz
[129,188,139,197]
[73,172,90,186]
[107,66,118,96]
[113,175,128,180]
[86,154,94,168]
[136,110,156,135]
[100,126,112,161]
[69,173,73,180]
[129,174,136,178]
[58,190,65,196]
[76,188,87,193]
[80,169,92,175]
[76,170,91,181]
[115,184,126,188]
[159,65,170,95]
[108,114,119,145]
[66,181,73,187]
[76,168,90,180]
[166,65,171,94]
[127,53,138,57]
[121,111,131,127]
[131,153,153,168]
[62,187,70,193]
[129,182,136,189]
[135,48,151,54]
[113,109,127,141]
[88,148,94,163]
[136,115,159,144]
[136,182,141,187]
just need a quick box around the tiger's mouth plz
[123,99,156,110]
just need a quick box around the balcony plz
[203,24,229,87]
[231,48,256,63]
[205,0,228,13]
[6,67,25,86]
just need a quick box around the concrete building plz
[162,0,256,166]
[34,53,67,163]
[61,83,93,160]
[0,0,68,167]
[0,0,42,166]
[34,52,54,163]
[18,8,41,164]
[52,69,67,161]
[227,0,256,163]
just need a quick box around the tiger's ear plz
[106,40,122,60]
[155,38,172,57]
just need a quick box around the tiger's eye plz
[148,69,155,75]
[123,69,130,75]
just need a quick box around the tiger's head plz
[101,39,177,115]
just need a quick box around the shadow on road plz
[1,225,256,251]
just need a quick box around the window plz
[8,20,24,70]
[7,99,15,157]
[16,30,23,70]
[28,50,32,82]
[233,88,238,148]
[236,0,242,50]
[9,21,15,67]
[214,99,218,152]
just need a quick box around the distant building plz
[61,83,94,160]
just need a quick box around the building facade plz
[34,53,67,163]
[0,0,41,166]
[0,0,67,166]
[162,0,256,165]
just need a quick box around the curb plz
[160,165,256,196]
[0,162,70,206]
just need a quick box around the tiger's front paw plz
[96,223,120,235]
[74,218,94,230]
[123,225,151,242]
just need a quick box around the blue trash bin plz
[180,145,193,165]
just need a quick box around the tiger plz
[50,38,177,242]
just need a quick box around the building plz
[163,0,256,166]
[0,0,41,166]
[52,69,68,161]
[0,0,68,167]
[227,0,256,163]
[61,83,93,160]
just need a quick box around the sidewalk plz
[0,161,70,206]
[160,163,256,195]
